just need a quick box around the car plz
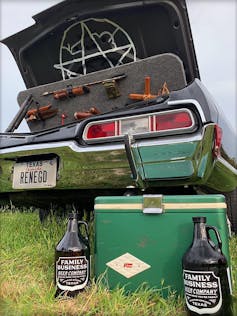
[0,0,236,231]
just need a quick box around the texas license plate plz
[12,158,57,189]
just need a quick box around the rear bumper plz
[1,124,235,194]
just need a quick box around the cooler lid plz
[1,0,200,88]
[94,195,226,213]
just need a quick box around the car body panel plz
[0,123,236,195]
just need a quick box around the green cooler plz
[94,194,231,295]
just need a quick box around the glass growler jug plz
[182,217,233,316]
[55,213,90,297]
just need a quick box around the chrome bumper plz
[0,125,217,193]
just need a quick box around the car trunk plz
[1,0,199,132]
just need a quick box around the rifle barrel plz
[42,74,126,96]
[5,94,33,132]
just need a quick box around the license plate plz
[12,158,57,189]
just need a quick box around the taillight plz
[83,108,195,142]
[213,124,222,157]
[154,111,193,131]
[86,122,116,139]
[120,116,150,135]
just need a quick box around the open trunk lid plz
[1,0,199,88]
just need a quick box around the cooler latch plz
[143,194,164,214]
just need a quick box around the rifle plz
[5,94,33,132]
[74,107,100,120]
[43,85,90,100]
[42,74,127,100]
[26,104,58,121]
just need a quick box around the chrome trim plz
[168,99,207,123]
[134,130,204,147]
[218,157,237,174]
[0,132,205,156]
[143,194,164,214]
[0,141,122,155]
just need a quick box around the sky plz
[0,0,236,135]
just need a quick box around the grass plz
[0,207,236,316]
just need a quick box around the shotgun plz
[5,94,33,132]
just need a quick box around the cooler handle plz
[206,225,222,252]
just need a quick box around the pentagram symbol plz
[54,18,137,80]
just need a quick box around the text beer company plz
[182,217,233,315]
[55,213,90,297]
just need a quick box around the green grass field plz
[0,208,236,316]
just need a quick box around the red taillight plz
[83,109,195,141]
[86,122,116,139]
[154,111,193,131]
[213,124,222,157]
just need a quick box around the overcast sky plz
[0,0,236,134]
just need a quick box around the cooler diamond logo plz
[106,253,151,278]
[54,18,137,80]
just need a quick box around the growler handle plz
[206,225,222,252]
[78,220,89,242]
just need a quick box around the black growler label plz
[183,270,222,314]
[56,256,89,291]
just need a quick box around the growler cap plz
[192,217,206,223]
